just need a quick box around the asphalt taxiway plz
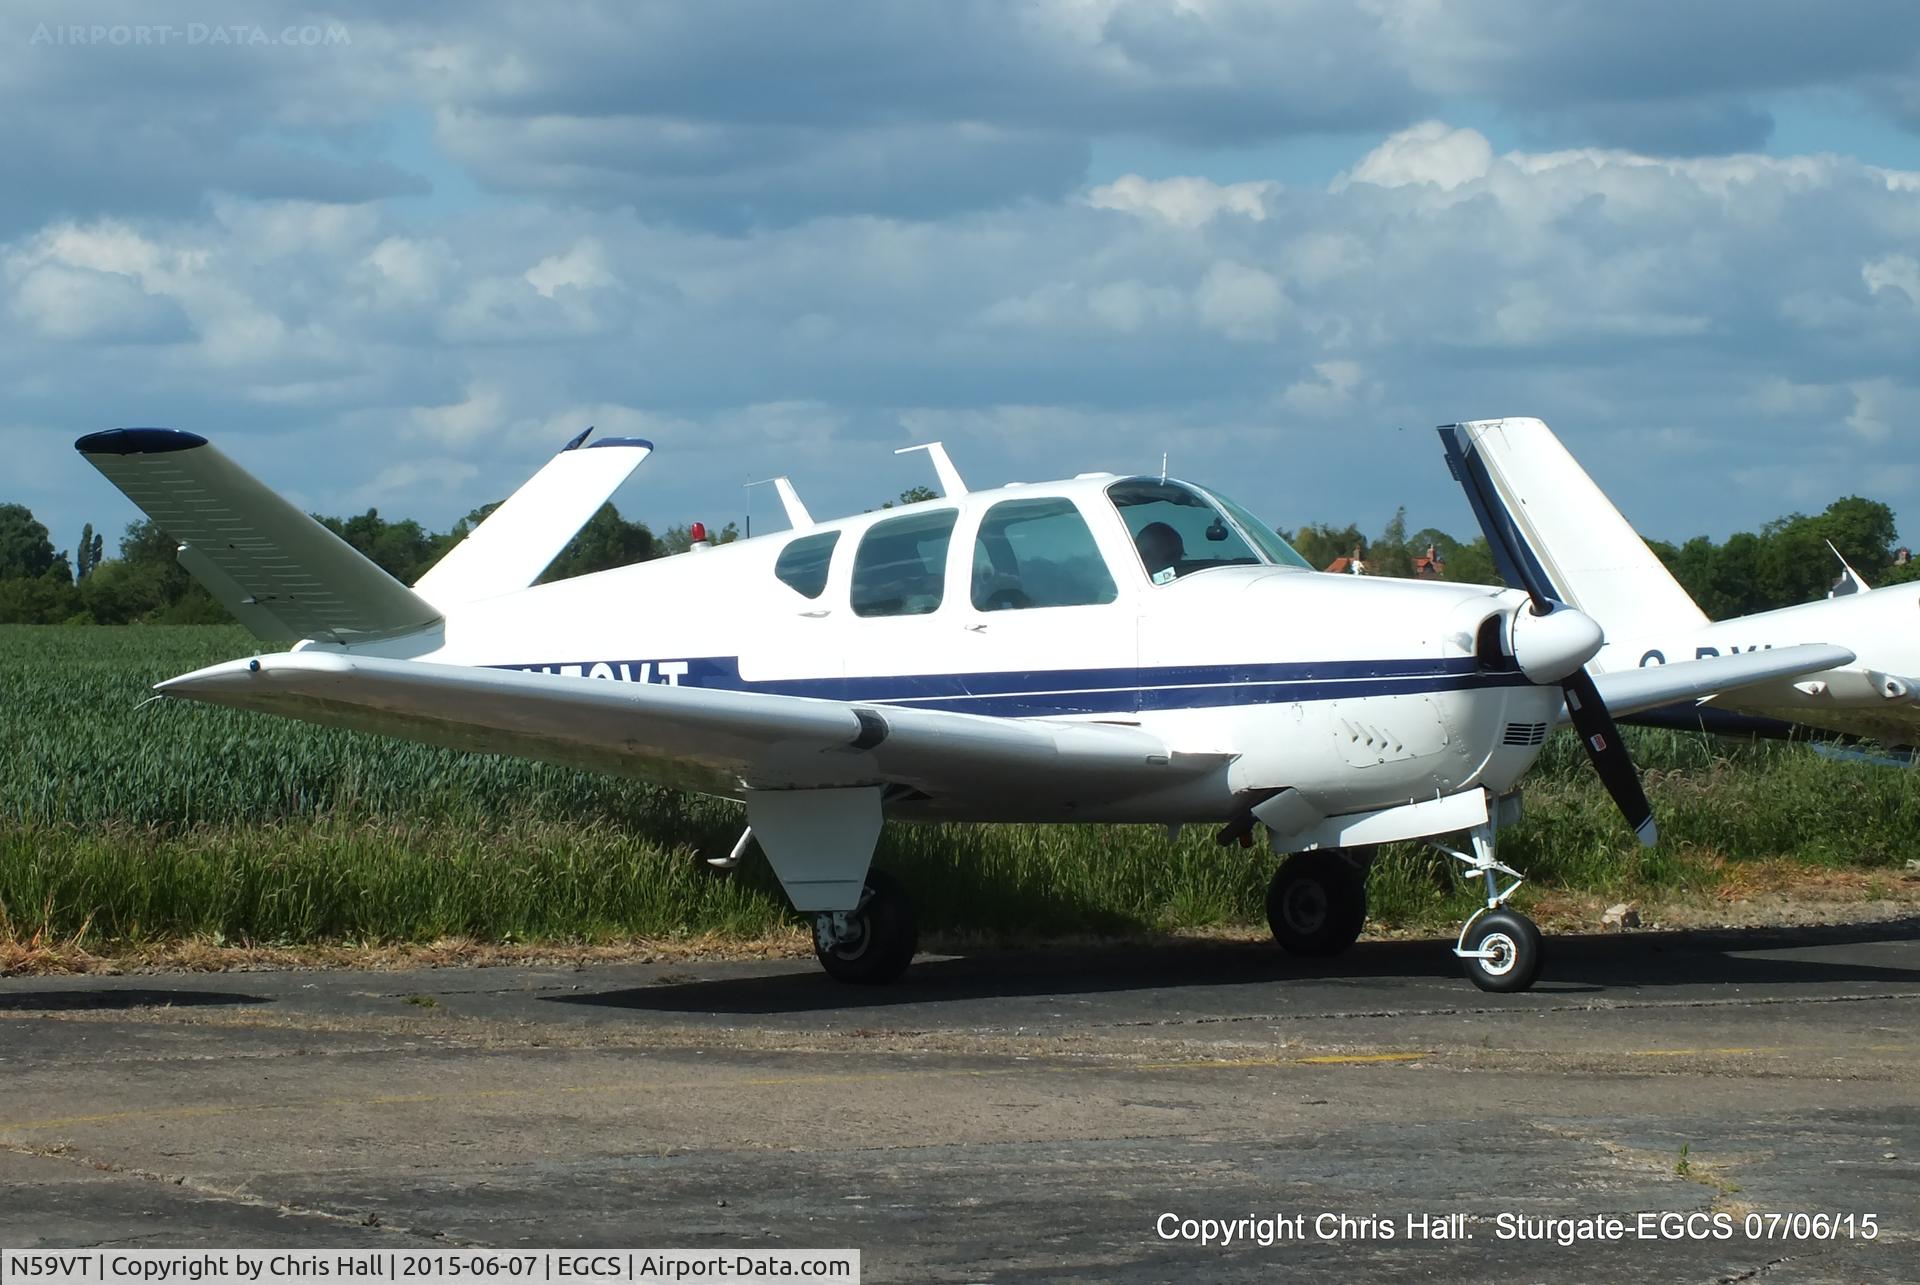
[3,921,1918,1281]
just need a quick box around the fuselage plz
[1602,585,1920,745]
[337,473,1563,824]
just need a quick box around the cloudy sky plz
[7,1,1920,564]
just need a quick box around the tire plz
[813,868,918,985]
[1461,909,1543,993]
[1266,851,1368,957]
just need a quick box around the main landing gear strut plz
[1433,823,1543,993]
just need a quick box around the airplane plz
[1440,418,1920,748]
[76,427,1852,993]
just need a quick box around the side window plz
[774,530,839,599]
[971,498,1118,611]
[851,509,958,617]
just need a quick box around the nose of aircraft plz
[1508,602,1605,684]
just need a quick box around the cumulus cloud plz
[5,2,1920,547]
[1341,121,1493,191]
[1088,174,1272,226]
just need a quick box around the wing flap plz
[156,652,1197,797]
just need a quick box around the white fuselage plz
[1599,585,1920,744]
[339,475,1561,825]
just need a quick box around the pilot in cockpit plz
[1135,521,1185,581]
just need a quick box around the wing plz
[1583,643,1857,722]
[156,651,1213,799]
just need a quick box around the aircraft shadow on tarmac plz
[552,916,1920,1016]
[0,988,273,1013]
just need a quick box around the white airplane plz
[77,427,1851,992]
[1441,418,1920,747]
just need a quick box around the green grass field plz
[2,624,1916,952]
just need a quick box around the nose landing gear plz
[1436,824,1543,993]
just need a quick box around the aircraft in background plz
[1441,418,1920,748]
[78,428,1848,992]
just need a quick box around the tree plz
[1283,521,1367,571]
[1367,507,1416,579]
[0,503,58,581]
[880,485,939,510]
[79,520,193,624]
[1406,527,1503,587]
[0,574,80,624]
[541,503,659,582]
[317,509,442,584]
[1808,496,1899,582]
[76,522,97,580]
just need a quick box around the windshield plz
[1107,478,1265,584]
[1197,486,1315,570]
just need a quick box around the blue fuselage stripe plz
[493,656,1537,717]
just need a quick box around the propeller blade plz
[1562,667,1658,847]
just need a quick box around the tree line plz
[0,490,1913,627]
[1283,494,1918,607]
[0,499,733,626]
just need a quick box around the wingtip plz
[75,427,209,456]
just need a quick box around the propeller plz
[1440,425,1658,847]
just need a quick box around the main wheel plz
[813,869,918,985]
[1266,851,1368,957]
[1461,909,1543,993]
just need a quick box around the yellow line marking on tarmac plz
[0,1051,1437,1133]
[1621,1047,1777,1057]
[1135,1051,1429,1070]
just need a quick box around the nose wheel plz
[1459,908,1543,993]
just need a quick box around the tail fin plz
[1441,418,1709,640]
[76,428,441,644]
[411,430,653,608]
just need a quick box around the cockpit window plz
[774,530,839,599]
[851,509,957,617]
[1197,487,1315,571]
[971,497,1118,611]
[1107,478,1264,583]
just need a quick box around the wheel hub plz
[815,909,868,956]
[1282,880,1328,934]
[1478,931,1517,976]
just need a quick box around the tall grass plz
[2,625,1915,949]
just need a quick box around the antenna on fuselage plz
[746,476,813,532]
[894,441,968,497]
[1159,452,1168,483]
